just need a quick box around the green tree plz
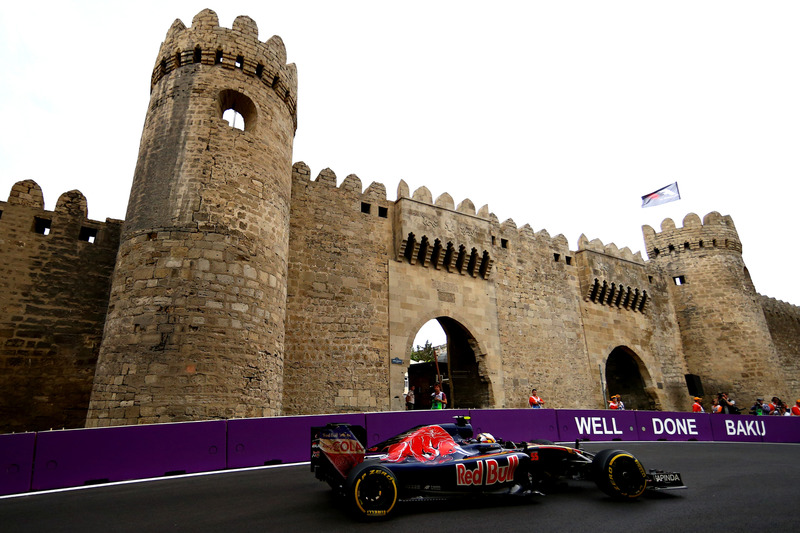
[410,340,436,363]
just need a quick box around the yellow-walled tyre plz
[346,464,399,520]
[592,449,647,500]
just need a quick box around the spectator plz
[749,398,767,416]
[405,385,415,410]
[528,388,545,409]
[711,397,722,414]
[430,384,447,410]
[769,397,780,414]
[791,400,800,417]
[616,395,625,410]
[762,398,772,415]
[718,393,739,414]
[692,397,704,413]
[608,395,619,410]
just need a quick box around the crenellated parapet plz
[642,211,741,260]
[1,180,122,245]
[291,162,390,214]
[759,294,800,322]
[151,8,298,128]
[577,235,645,264]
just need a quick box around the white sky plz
[2,1,799,349]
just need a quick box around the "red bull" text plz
[456,455,519,486]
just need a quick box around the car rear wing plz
[311,423,368,480]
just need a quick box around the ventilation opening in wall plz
[33,217,51,235]
[565,256,572,265]
[361,202,371,214]
[500,239,508,249]
[218,90,257,132]
[378,206,388,218]
[79,227,98,244]
[673,275,686,285]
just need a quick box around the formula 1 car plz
[311,416,685,520]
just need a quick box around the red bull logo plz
[456,455,519,486]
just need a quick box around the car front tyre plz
[591,449,647,500]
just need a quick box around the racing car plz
[311,416,685,520]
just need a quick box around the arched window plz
[218,90,257,132]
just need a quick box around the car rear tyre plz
[592,449,647,500]
[347,464,398,520]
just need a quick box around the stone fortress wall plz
[1,9,798,433]
[0,181,121,431]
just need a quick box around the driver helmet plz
[477,432,496,443]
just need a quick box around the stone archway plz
[407,316,490,409]
[605,346,656,410]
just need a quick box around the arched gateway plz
[605,346,657,410]
[407,317,491,410]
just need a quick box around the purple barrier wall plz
[0,432,36,496]
[634,412,714,441]
[707,413,800,442]
[468,409,559,443]
[364,410,470,447]
[3,409,798,497]
[32,420,226,491]
[227,413,366,468]
[760,416,800,443]
[555,409,640,442]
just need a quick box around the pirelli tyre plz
[346,463,399,520]
[592,449,647,500]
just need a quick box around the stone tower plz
[86,9,297,426]
[642,212,784,402]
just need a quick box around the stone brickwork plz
[282,163,392,415]
[490,220,591,410]
[1,9,799,433]
[760,295,800,396]
[86,10,297,427]
[574,238,689,410]
[643,213,786,403]
[0,181,121,432]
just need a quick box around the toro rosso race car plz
[311,416,685,520]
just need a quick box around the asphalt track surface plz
[2,442,798,532]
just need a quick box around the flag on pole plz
[641,182,680,208]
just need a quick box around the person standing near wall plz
[528,388,545,409]
[608,395,619,410]
[691,397,704,413]
[431,384,447,409]
[405,385,415,410]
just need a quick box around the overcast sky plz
[2,1,798,347]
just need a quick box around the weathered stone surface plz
[1,10,798,433]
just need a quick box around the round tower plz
[87,10,297,426]
[643,212,783,403]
